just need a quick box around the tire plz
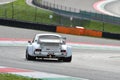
[63,56,72,62]
[26,50,36,60]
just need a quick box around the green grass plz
[81,20,120,33]
[0,73,40,80]
[0,0,54,23]
[0,0,120,33]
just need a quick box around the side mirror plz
[28,41,32,44]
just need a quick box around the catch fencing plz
[0,2,81,26]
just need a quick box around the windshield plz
[39,35,60,40]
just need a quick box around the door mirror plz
[28,41,31,44]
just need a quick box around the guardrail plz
[33,0,120,25]
[0,18,56,32]
[0,19,120,39]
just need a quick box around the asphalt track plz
[0,0,120,80]
[105,0,120,17]
[0,25,120,80]
[43,0,98,13]
[43,0,120,17]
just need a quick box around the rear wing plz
[39,39,62,43]
[38,37,66,44]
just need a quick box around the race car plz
[26,33,72,62]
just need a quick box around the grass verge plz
[0,0,120,33]
[0,73,40,80]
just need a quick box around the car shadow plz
[25,58,66,63]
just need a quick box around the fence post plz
[4,7,7,18]
[12,2,14,19]
[102,22,104,31]
[70,16,73,27]
[102,15,105,31]
[34,7,37,22]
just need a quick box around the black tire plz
[26,50,36,60]
[63,56,72,62]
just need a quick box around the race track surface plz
[0,0,120,80]
[105,0,120,17]
[0,25,120,80]
[43,0,98,13]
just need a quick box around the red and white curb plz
[0,66,88,80]
[68,42,120,51]
[0,38,29,46]
[93,0,120,17]
[0,38,120,50]
[0,41,27,46]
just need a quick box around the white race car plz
[26,34,72,62]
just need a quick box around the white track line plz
[0,0,16,5]
[0,66,88,80]
[93,0,120,17]
[0,41,120,50]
